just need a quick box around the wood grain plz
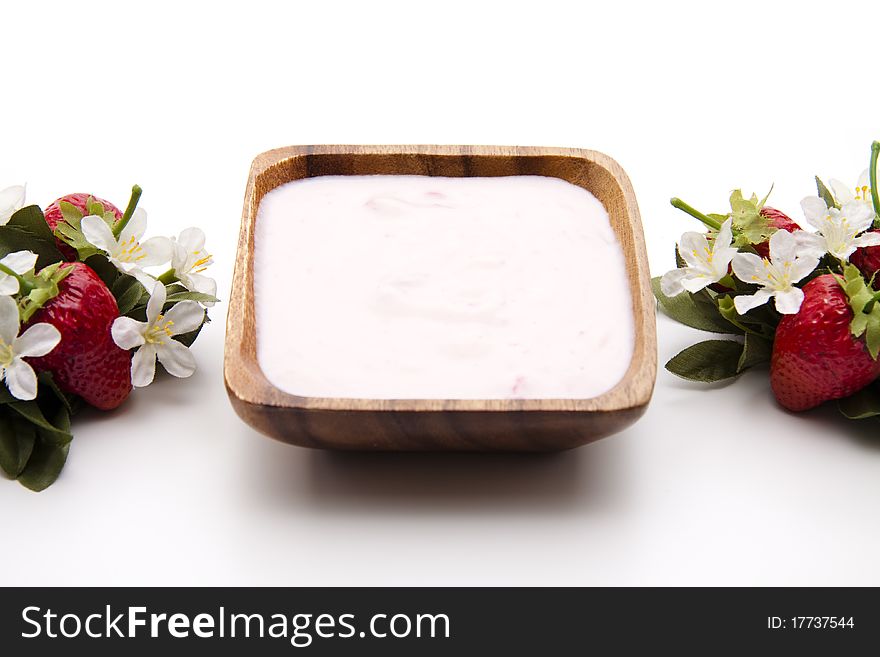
[225,145,657,450]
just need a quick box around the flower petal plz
[0,250,38,274]
[774,287,805,314]
[793,231,826,258]
[0,185,26,224]
[111,316,147,350]
[156,339,197,378]
[120,207,148,242]
[81,215,119,253]
[680,272,715,293]
[789,254,821,283]
[0,275,19,296]
[829,178,854,204]
[0,185,26,207]
[0,295,20,344]
[126,267,158,291]
[659,268,688,297]
[800,196,830,228]
[768,228,799,264]
[164,300,205,335]
[0,248,38,296]
[853,232,880,250]
[734,290,773,315]
[716,218,734,248]
[678,231,711,269]
[841,201,875,233]
[170,241,187,272]
[14,323,61,358]
[731,252,766,285]
[137,236,173,267]
[5,358,38,400]
[177,227,206,253]
[131,344,158,387]
[185,273,217,305]
[146,282,166,324]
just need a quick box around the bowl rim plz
[224,144,657,414]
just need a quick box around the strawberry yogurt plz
[254,175,634,399]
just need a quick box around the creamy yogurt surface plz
[254,175,634,399]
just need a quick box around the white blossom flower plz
[731,229,820,315]
[0,185,26,225]
[111,282,205,387]
[0,250,37,295]
[81,208,172,288]
[660,219,738,296]
[798,196,880,261]
[170,227,216,305]
[829,169,875,214]
[0,295,61,400]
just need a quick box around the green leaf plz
[838,384,880,419]
[757,184,774,210]
[0,384,15,405]
[666,339,745,382]
[841,264,880,359]
[0,412,36,478]
[174,314,209,348]
[674,246,686,269]
[53,202,106,260]
[729,189,775,247]
[86,197,105,218]
[2,205,64,268]
[58,201,83,225]
[0,223,64,269]
[16,262,72,324]
[111,271,138,296]
[7,205,55,242]
[37,372,73,414]
[737,333,772,372]
[84,254,119,291]
[8,401,72,445]
[652,277,742,334]
[114,276,146,315]
[46,403,71,436]
[815,176,839,209]
[164,291,219,305]
[128,289,217,319]
[17,439,69,492]
[53,222,100,260]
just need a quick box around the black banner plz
[0,587,876,654]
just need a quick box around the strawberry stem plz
[670,197,722,231]
[0,263,33,295]
[870,141,880,221]
[112,185,143,239]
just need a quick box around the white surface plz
[2,0,880,586]
[255,175,632,399]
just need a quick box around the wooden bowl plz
[225,145,656,451]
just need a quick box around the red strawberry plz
[753,207,800,258]
[770,274,880,411]
[26,262,132,410]
[850,230,880,285]
[43,193,122,261]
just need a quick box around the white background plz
[2,0,880,585]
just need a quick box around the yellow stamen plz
[191,253,213,273]
[145,315,175,345]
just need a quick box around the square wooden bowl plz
[225,145,656,451]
